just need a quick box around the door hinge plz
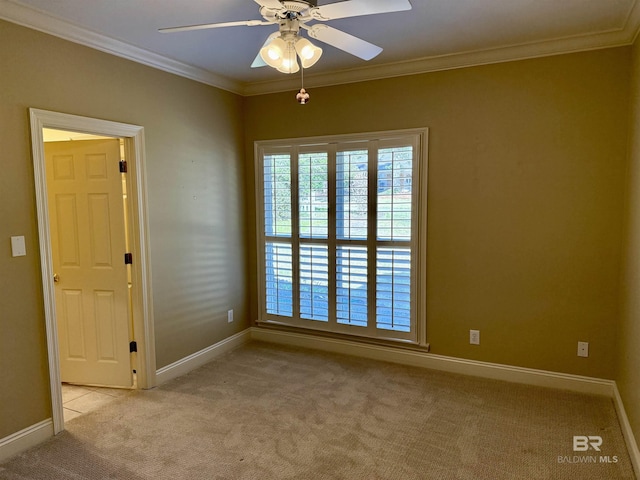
[129,341,137,353]
[119,160,127,173]
[124,253,133,264]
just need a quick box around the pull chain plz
[296,64,310,104]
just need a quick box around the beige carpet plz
[0,341,635,479]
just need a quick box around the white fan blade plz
[308,25,382,60]
[311,0,411,21]
[251,32,280,68]
[159,19,269,33]
[251,54,267,68]
[254,0,283,10]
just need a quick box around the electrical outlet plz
[227,309,233,323]
[470,329,480,345]
[577,341,589,357]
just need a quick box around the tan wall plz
[0,20,247,438]
[618,38,640,448]
[244,48,631,379]
[1,13,633,447]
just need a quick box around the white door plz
[45,139,133,388]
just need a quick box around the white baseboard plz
[155,329,251,385]
[0,419,53,464]
[613,384,640,478]
[249,327,615,396]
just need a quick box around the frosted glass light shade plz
[260,37,287,68]
[295,38,322,68]
[277,52,300,74]
[276,41,299,74]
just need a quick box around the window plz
[256,129,427,343]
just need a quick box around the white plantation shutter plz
[337,150,368,240]
[264,242,293,317]
[256,130,427,344]
[376,248,411,332]
[299,245,329,321]
[336,246,368,327]
[263,152,293,317]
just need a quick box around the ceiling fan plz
[159,0,412,74]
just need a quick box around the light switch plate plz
[577,341,589,358]
[11,236,26,257]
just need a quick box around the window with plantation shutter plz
[256,129,427,344]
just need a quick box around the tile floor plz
[61,384,133,423]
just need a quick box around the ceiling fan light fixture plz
[260,36,287,68]
[294,37,322,68]
[161,0,414,76]
[276,49,300,74]
[267,49,280,61]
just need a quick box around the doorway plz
[30,109,156,435]
[44,133,135,423]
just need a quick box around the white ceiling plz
[2,0,639,95]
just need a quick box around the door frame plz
[29,108,156,435]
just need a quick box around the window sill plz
[254,320,430,353]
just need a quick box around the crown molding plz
[243,24,640,96]
[2,0,640,97]
[0,0,243,95]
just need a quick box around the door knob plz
[53,273,60,283]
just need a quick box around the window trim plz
[255,128,429,346]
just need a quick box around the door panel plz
[94,290,118,361]
[55,194,81,266]
[60,289,86,359]
[46,139,132,388]
[88,193,113,267]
